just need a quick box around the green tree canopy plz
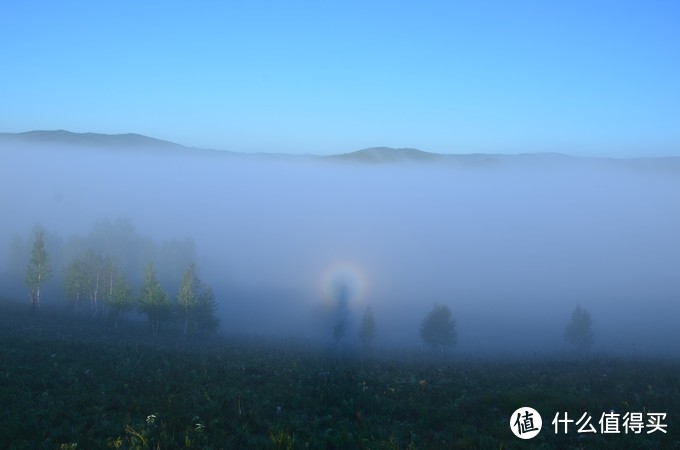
[64,251,130,321]
[420,304,457,356]
[137,262,170,337]
[176,263,219,335]
[63,255,87,314]
[194,285,219,333]
[63,249,107,317]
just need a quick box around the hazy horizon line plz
[1,128,679,160]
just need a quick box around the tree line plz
[25,228,218,337]
[23,228,594,351]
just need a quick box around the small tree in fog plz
[195,285,219,333]
[564,305,593,352]
[138,262,170,337]
[64,256,87,314]
[177,264,198,335]
[102,257,134,329]
[176,263,219,335]
[358,306,376,348]
[420,304,457,356]
[82,250,105,317]
[25,229,52,311]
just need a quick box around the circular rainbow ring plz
[318,261,369,311]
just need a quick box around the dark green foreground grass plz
[0,301,678,449]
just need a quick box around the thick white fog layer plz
[1,144,679,357]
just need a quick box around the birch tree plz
[176,263,219,335]
[64,256,87,314]
[102,257,134,328]
[25,229,52,311]
[138,262,170,337]
[83,250,105,317]
[177,263,198,335]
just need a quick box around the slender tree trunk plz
[108,271,114,317]
[36,266,42,308]
[93,272,100,317]
[29,289,37,314]
[184,303,189,336]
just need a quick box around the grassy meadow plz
[0,299,677,449]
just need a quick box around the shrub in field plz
[420,304,456,356]
[564,305,593,352]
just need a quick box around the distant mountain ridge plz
[1,130,679,171]
[327,146,581,166]
[0,129,186,149]
[328,147,442,163]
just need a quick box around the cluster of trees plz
[25,229,218,337]
[331,305,377,349]
[338,302,593,357]
[332,302,455,354]
[415,303,594,355]
[330,301,457,355]
[7,218,198,302]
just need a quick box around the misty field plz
[0,300,677,449]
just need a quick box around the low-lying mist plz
[2,143,679,357]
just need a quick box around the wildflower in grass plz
[193,416,205,432]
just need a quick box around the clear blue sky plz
[2,1,679,156]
